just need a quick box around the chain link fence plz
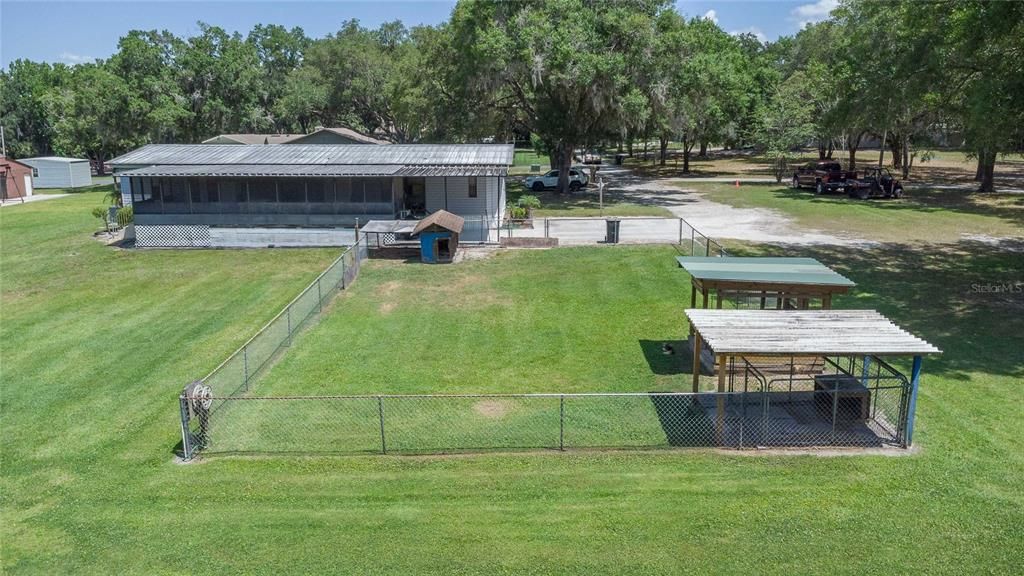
[191,239,369,408]
[498,216,727,255]
[180,352,910,458]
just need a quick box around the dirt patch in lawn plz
[474,399,512,419]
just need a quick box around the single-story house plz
[20,156,92,189]
[1,156,35,200]
[201,127,388,146]
[109,143,513,247]
[201,134,303,145]
[288,127,390,145]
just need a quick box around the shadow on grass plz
[766,185,1024,228]
[649,394,715,446]
[638,339,691,375]
[729,239,1024,379]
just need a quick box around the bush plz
[116,206,134,227]
[91,206,110,232]
[506,203,528,220]
[517,195,541,210]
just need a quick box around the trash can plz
[615,154,625,165]
[605,218,621,244]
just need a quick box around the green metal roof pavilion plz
[675,256,855,288]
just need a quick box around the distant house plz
[20,156,92,189]
[109,143,513,248]
[1,157,34,200]
[201,134,303,145]
[288,127,389,145]
[201,127,388,146]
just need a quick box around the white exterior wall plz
[22,158,91,189]
[68,161,92,187]
[423,176,504,241]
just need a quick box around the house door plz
[24,175,33,197]
[403,178,426,216]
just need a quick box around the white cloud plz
[792,0,838,28]
[58,51,94,65]
[702,9,718,24]
[729,27,767,43]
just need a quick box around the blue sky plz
[0,0,838,68]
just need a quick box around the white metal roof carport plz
[684,309,941,446]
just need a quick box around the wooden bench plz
[813,374,871,422]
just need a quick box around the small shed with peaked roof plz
[411,210,464,263]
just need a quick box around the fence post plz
[179,394,194,461]
[286,306,292,346]
[831,380,840,444]
[678,218,683,245]
[242,345,249,391]
[690,228,695,256]
[545,218,550,238]
[559,395,565,451]
[340,258,347,290]
[378,396,387,454]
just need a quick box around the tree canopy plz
[1,0,1020,190]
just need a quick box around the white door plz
[24,175,33,197]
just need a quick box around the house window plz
[32,168,38,177]
[468,178,478,198]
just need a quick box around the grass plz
[684,182,1024,243]
[3,190,1024,573]
[623,147,1024,186]
[507,187,675,218]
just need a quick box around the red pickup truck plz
[792,161,857,195]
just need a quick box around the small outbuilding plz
[411,210,464,263]
[1,156,34,201]
[21,156,92,189]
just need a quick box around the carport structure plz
[677,256,855,311]
[685,309,940,448]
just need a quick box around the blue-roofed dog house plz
[411,210,464,263]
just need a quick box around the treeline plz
[1,0,1021,190]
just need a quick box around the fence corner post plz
[242,345,249,391]
[179,394,194,461]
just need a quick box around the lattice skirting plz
[135,225,212,247]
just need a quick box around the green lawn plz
[686,182,1024,243]
[3,192,1023,573]
[507,187,675,217]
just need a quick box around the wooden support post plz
[822,294,832,309]
[716,289,724,309]
[689,280,697,337]
[905,355,923,446]
[702,286,709,310]
[691,332,702,393]
[759,291,766,310]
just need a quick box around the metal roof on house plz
[676,256,855,287]
[119,164,404,178]
[21,156,90,164]
[685,309,941,356]
[109,144,515,167]
[412,210,465,235]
